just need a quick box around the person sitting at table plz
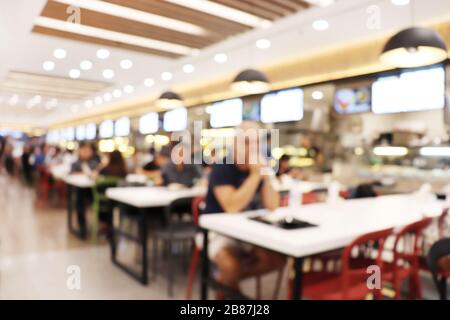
[161,144,202,188]
[203,121,286,297]
[70,142,101,239]
[137,147,171,185]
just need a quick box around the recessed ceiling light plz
[112,89,122,98]
[183,64,195,73]
[144,78,155,87]
[69,69,81,79]
[161,72,173,81]
[120,59,133,70]
[53,48,67,59]
[312,91,324,100]
[85,100,93,108]
[8,95,19,106]
[33,95,42,103]
[80,60,93,70]
[124,85,134,94]
[27,100,35,109]
[94,96,103,105]
[45,99,58,109]
[391,0,410,5]
[52,0,206,36]
[103,92,112,101]
[96,48,110,59]
[313,19,329,31]
[256,39,271,49]
[102,69,115,79]
[214,53,228,63]
[43,61,55,71]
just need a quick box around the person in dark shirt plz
[98,150,127,178]
[138,147,170,185]
[203,121,286,295]
[161,145,201,187]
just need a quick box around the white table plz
[64,174,95,188]
[199,194,445,300]
[106,186,206,285]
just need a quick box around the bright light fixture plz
[163,0,271,28]
[312,19,329,31]
[214,53,228,63]
[161,72,173,81]
[69,69,81,79]
[53,48,67,59]
[124,85,134,94]
[85,100,94,108]
[35,17,196,56]
[102,69,115,79]
[45,99,58,109]
[94,96,103,105]
[53,0,206,36]
[144,78,155,87]
[373,146,408,157]
[80,60,93,70]
[96,48,110,59]
[419,147,450,157]
[104,92,112,101]
[304,0,335,6]
[43,61,55,71]
[113,89,123,98]
[120,59,133,70]
[183,64,195,73]
[391,0,410,5]
[312,91,324,100]
[256,39,271,49]
[8,95,19,106]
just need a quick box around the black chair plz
[427,238,450,300]
[152,197,197,297]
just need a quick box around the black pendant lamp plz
[157,91,183,109]
[380,27,448,68]
[230,69,270,94]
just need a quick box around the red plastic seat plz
[300,228,393,300]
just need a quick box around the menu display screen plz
[85,123,96,140]
[76,125,85,141]
[115,117,130,137]
[164,108,187,132]
[260,88,304,123]
[139,112,159,134]
[99,120,114,138]
[210,98,243,128]
[334,87,371,114]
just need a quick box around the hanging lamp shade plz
[380,27,448,68]
[157,91,183,109]
[230,69,270,94]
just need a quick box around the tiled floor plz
[0,173,447,300]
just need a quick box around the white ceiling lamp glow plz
[113,89,122,98]
[256,39,271,49]
[214,53,228,63]
[231,69,270,95]
[53,48,67,59]
[420,147,450,157]
[183,64,195,73]
[53,0,206,36]
[43,61,55,71]
[161,72,173,81]
[312,91,324,100]
[35,17,197,56]
[391,0,410,5]
[124,85,135,94]
[304,0,335,6]
[373,146,408,157]
[144,78,155,87]
[312,19,329,31]
[103,92,112,101]
[94,96,103,105]
[8,95,19,106]
[157,91,184,110]
[69,69,81,79]
[102,69,115,79]
[163,0,272,29]
[80,60,93,70]
[96,48,110,59]
[85,100,94,108]
[120,59,133,70]
[45,99,58,109]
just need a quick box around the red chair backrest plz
[340,228,393,299]
[191,196,206,226]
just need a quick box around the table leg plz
[67,184,74,233]
[200,229,209,300]
[139,208,149,285]
[292,257,304,300]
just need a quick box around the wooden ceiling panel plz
[33,0,316,58]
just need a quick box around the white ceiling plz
[1,0,450,128]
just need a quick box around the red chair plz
[297,228,393,300]
[185,196,285,300]
[383,218,433,300]
[36,165,51,207]
[438,208,449,239]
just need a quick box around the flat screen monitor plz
[99,120,114,138]
[164,108,187,132]
[115,117,130,137]
[334,86,371,114]
[76,125,85,141]
[372,66,446,114]
[85,123,96,140]
[260,88,304,123]
[243,100,260,121]
[46,130,60,144]
[64,127,75,141]
[139,112,159,134]
[210,98,243,128]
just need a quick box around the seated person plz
[70,142,101,238]
[203,121,286,296]
[137,147,170,185]
[161,145,202,188]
